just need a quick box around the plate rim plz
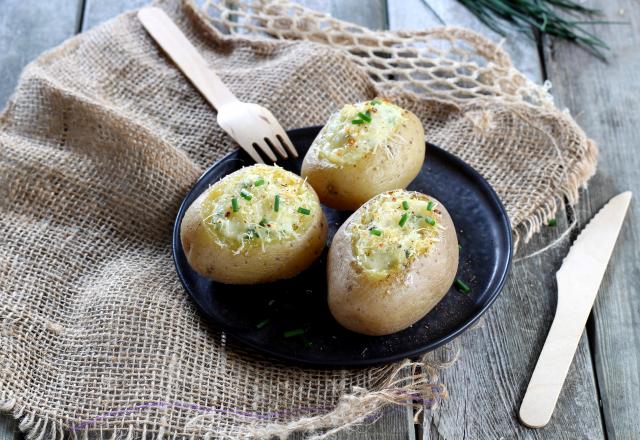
[172,125,513,368]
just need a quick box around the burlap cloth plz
[0,0,596,438]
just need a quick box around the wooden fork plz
[138,7,298,163]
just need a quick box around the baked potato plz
[180,164,328,284]
[301,98,425,210]
[327,189,458,335]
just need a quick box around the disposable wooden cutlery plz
[138,7,297,164]
[519,191,632,428]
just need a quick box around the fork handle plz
[138,7,238,109]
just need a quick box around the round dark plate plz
[172,126,512,367]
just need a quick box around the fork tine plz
[240,143,264,164]
[276,131,298,158]
[265,137,288,159]
[254,140,277,162]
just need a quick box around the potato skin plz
[327,195,458,336]
[180,184,327,285]
[301,109,425,211]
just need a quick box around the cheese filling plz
[315,99,406,166]
[348,192,443,278]
[201,165,317,253]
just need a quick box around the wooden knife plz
[519,191,632,428]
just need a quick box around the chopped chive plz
[399,213,409,227]
[274,194,280,212]
[548,218,557,227]
[284,328,305,338]
[454,278,471,294]
[254,178,265,187]
[402,200,409,210]
[458,244,462,251]
[244,228,258,239]
[424,216,436,226]
[370,99,381,105]
[256,318,270,329]
[259,218,267,227]
[427,201,434,211]
[357,111,372,123]
[231,198,239,212]
[240,189,252,201]
[351,119,365,125]
[297,207,311,215]
[304,340,313,348]
[369,228,382,236]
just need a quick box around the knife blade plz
[519,191,632,428]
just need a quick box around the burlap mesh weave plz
[0,0,596,438]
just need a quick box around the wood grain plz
[543,0,640,437]
[0,0,80,107]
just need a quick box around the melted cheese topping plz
[348,191,444,279]
[201,165,317,253]
[315,99,406,166]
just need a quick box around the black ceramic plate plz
[173,126,512,367]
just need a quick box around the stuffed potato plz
[327,190,458,335]
[301,98,425,210]
[180,164,327,284]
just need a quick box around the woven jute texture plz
[0,0,596,438]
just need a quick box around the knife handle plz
[519,304,591,428]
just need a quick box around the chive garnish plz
[357,111,372,123]
[244,228,258,239]
[548,218,557,227]
[297,207,311,215]
[370,228,382,236]
[254,178,265,187]
[454,278,471,294]
[284,328,305,338]
[240,189,252,201]
[304,340,313,348]
[231,198,239,212]
[399,213,409,227]
[424,216,436,226]
[274,194,280,212]
[370,99,381,105]
[402,200,409,210]
[458,244,462,250]
[351,119,365,125]
[259,218,267,227]
[256,318,270,329]
[427,201,434,211]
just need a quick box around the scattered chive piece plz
[254,178,265,187]
[357,111,372,123]
[427,201,434,211]
[458,244,462,251]
[352,119,365,125]
[424,216,436,226]
[256,318,270,329]
[231,198,239,212]
[402,200,409,210]
[240,189,252,201]
[259,218,267,227]
[548,218,557,227]
[244,228,258,239]
[304,340,313,348]
[274,194,280,212]
[454,278,471,294]
[399,213,409,227]
[370,99,381,105]
[370,228,382,236]
[297,207,311,215]
[284,328,305,338]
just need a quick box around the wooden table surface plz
[1,0,638,438]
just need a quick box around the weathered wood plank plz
[387,1,603,437]
[0,0,81,108]
[387,0,542,83]
[422,223,605,439]
[543,1,640,438]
